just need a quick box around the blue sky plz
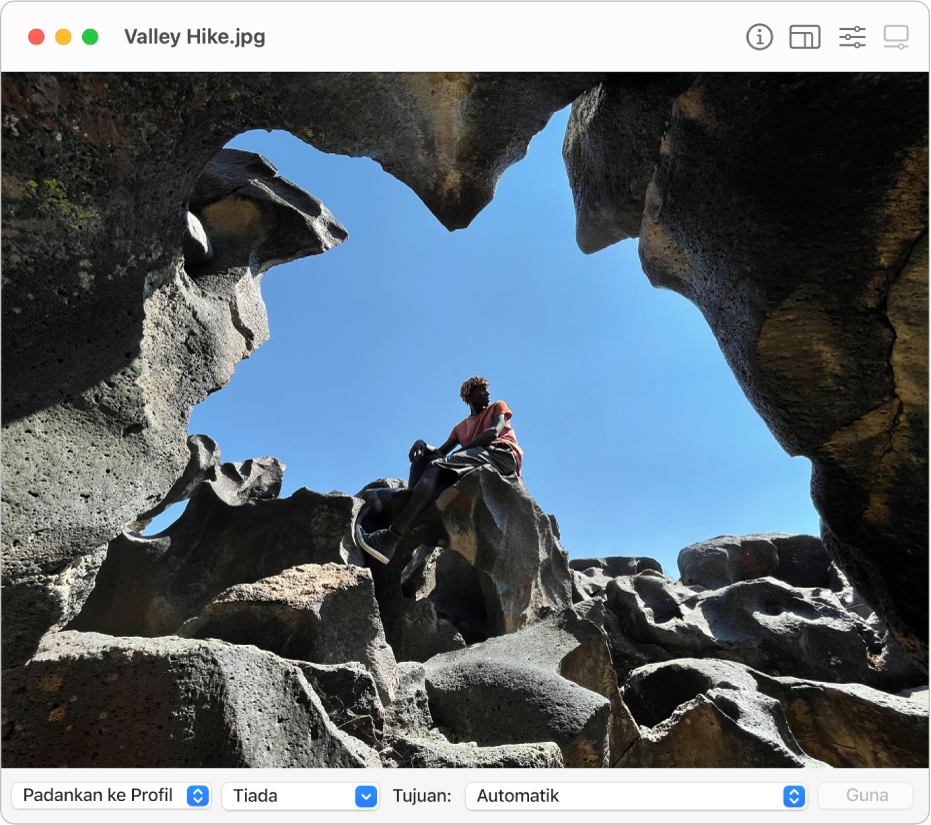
[148,106,820,577]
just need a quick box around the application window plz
[1,2,928,824]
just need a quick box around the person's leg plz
[407,453,432,488]
[392,463,445,535]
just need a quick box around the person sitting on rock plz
[356,376,523,564]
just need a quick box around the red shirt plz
[449,400,523,475]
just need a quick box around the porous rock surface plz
[1,631,380,768]
[2,71,928,770]
[68,458,364,638]
[358,469,573,652]
[423,609,636,767]
[604,569,922,691]
[179,563,399,703]
[620,658,928,769]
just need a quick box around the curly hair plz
[460,376,488,403]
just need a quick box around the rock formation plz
[2,71,927,769]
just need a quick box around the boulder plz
[677,533,832,590]
[569,556,664,577]
[605,570,924,691]
[67,468,366,637]
[359,469,573,649]
[2,142,347,667]
[425,657,610,768]
[618,659,828,768]
[757,674,929,768]
[423,610,634,767]
[1,631,379,768]
[292,661,385,749]
[569,556,663,602]
[637,73,929,665]
[387,736,564,768]
[620,658,928,769]
[179,563,398,703]
[401,545,487,643]
[382,662,436,739]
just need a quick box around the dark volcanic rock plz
[179,563,398,703]
[563,75,692,252]
[4,71,926,687]
[678,533,833,590]
[569,555,664,577]
[570,555,664,602]
[2,138,347,666]
[387,736,563,768]
[423,610,634,767]
[401,545,487,643]
[619,659,827,768]
[425,657,610,768]
[131,434,222,532]
[605,570,924,691]
[292,660,385,749]
[359,468,573,654]
[68,473,365,638]
[620,658,928,769]
[637,73,929,664]
[2,631,379,768]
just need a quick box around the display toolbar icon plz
[885,25,909,49]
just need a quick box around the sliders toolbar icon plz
[839,26,866,47]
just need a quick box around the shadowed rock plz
[563,75,692,252]
[131,434,222,532]
[2,140,347,666]
[619,659,828,768]
[423,610,634,767]
[620,658,928,769]
[387,737,564,768]
[291,661,385,749]
[425,656,610,768]
[180,563,398,703]
[1,631,379,768]
[637,73,929,665]
[359,469,573,660]
[401,545,487,644]
[67,463,365,637]
[605,570,924,691]
[569,555,664,602]
[678,533,832,590]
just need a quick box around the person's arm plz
[409,437,458,463]
[460,414,507,451]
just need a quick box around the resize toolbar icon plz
[839,26,866,47]
[885,25,909,49]
[790,25,820,49]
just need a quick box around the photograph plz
[2,70,928,771]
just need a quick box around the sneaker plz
[355,523,401,564]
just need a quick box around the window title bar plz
[1,1,928,72]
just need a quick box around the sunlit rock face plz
[1,72,928,770]
[566,73,928,665]
[1,72,601,666]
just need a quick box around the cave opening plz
[145,107,819,578]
